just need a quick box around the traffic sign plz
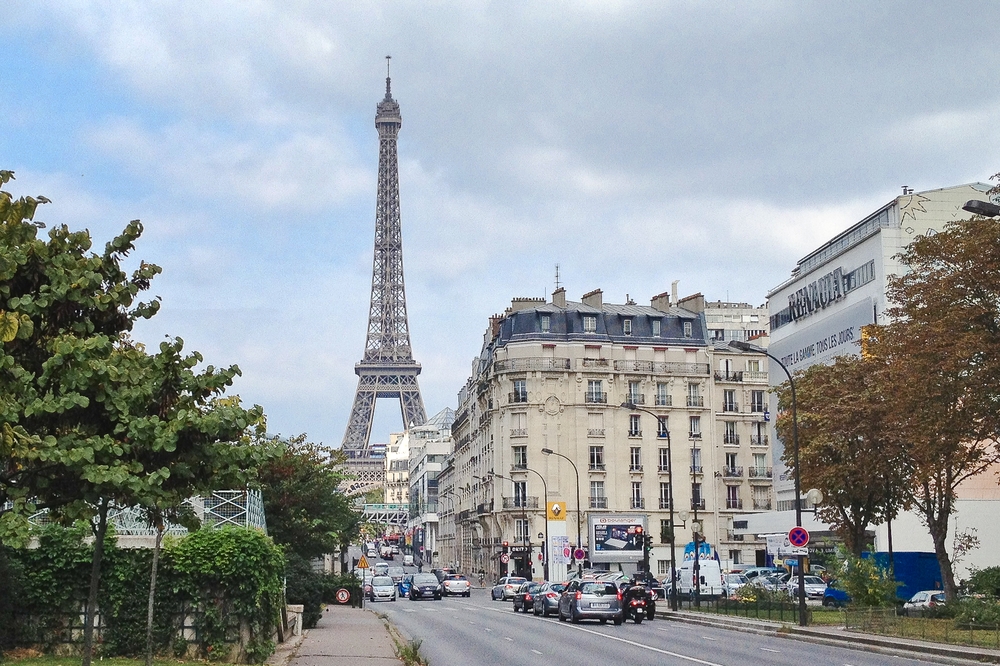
[500,553,510,564]
[574,548,586,561]
[357,554,370,569]
[788,526,810,548]
[335,588,351,604]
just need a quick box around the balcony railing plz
[509,391,528,403]
[659,498,672,510]
[629,464,643,473]
[750,403,765,413]
[724,433,740,445]
[689,432,702,440]
[725,498,744,510]
[691,499,706,510]
[690,465,703,474]
[511,462,527,471]
[614,360,710,375]
[655,395,672,406]
[588,428,606,437]
[510,428,527,438]
[495,357,572,372]
[726,530,746,542]
[723,466,743,478]
[743,370,769,383]
[580,358,611,369]
[585,392,608,404]
[686,396,704,407]
[657,465,671,473]
[748,467,773,479]
[589,496,608,509]
[477,502,492,515]
[628,429,642,438]
[589,463,606,472]
[627,394,646,405]
[722,402,739,413]
[714,371,744,382]
[750,435,769,447]
[630,498,646,509]
[502,496,539,509]
[752,498,772,510]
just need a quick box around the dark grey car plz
[558,580,623,624]
[532,582,566,616]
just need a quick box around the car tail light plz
[547,592,557,599]
[525,594,533,601]
[617,590,623,601]
[575,591,582,600]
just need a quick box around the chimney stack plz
[581,288,603,309]
[552,287,566,308]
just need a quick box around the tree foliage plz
[256,435,359,560]
[774,355,906,556]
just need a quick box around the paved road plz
[378,588,942,666]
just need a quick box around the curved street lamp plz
[620,401,678,611]
[523,466,549,581]
[540,447,584,576]
[729,339,808,627]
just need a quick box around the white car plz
[903,590,946,616]
[442,574,471,597]
[369,575,397,602]
[786,575,827,600]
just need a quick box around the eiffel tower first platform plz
[341,61,427,494]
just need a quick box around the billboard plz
[588,514,646,563]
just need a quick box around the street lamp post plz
[437,492,456,569]
[963,199,1000,217]
[489,470,532,578]
[620,402,678,611]
[541,447,584,576]
[730,340,808,627]
[523,466,549,580]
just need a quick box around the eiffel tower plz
[342,59,427,494]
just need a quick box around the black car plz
[512,581,542,613]
[409,573,443,600]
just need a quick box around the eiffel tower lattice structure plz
[341,60,427,495]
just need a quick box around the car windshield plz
[931,593,945,602]
[580,582,618,595]
[726,574,747,584]
[506,577,526,585]
[550,583,566,593]
[388,567,404,576]
[413,574,439,585]
[372,576,393,586]
[447,574,468,581]
[802,576,825,585]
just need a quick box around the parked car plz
[723,573,749,598]
[903,590,946,616]
[512,581,543,612]
[409,573,443,600]
[532,582,567,617]
[558,579,624,625]
[442,574,472,597]
[823,584,851,608]
[387,566,405,584]
[492,576,527,601]
[391,545,400,554]
[742,567,780,582]
[786,575,828,600]
[374,562,390,576]
[369,575,397,602]
[754,572,790,592]
[403,554,415,567]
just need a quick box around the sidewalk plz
[269,606,400,666]
[660,609,1000,665]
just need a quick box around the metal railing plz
[750,435,769,446]
[614,361,710,375]
[588,428,606,437]
[686,396,704,407]
[627,394,646,405]
[510,428,527,437]
[589,496,608,509]
[723,466,743,478]
[585,392,608,403]
[589,463,606,472]
[691,499,706,510]
[495,357,572,372]
[690,465,703,474]
[629,464,644,473]
[752,498,772,510]
[631,498,646,509]
[509,391,528,403]
[724,433,740,445]
[655,395,673,406]
[628,430,642,437]
[748,467,773,479]
[722,402,739,412]
[502,496,539,509]
[659,498,672,509]
[714,371,744,382]
[725,498,744,509]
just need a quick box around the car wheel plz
[464,591,470,597]
[613,616,623,626]
[600,618,607,624]
[533,606,540,616]
[822,597,831,607]
[634,614,644,625]
[558,608,566,622]
[571,609,581,624]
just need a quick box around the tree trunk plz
[82,499,109,666]
[145,522,164,666]
[930,524,958,601]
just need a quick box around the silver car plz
[369,575,397,602]
[442,574,471,597]
[786,575,827,600]
[558,579,623,624]
[492,576,527,601]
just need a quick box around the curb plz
[266,629,307,666]
[657,611,1000,665]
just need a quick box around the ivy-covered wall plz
[0,524,284,663]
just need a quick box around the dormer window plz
[583,316,597,333]
[623,318,632,336]
[652,319,661,337]
[541,315,551,333]
[683,321,693,338]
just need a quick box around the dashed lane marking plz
[760,648,780,653]
[531,649,542,655]
[504,637,513,642]
[702,636,717,641]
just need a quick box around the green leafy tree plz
[774,355,907,556]
[836,548,898,607]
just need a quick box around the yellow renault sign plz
[547,501,567,520]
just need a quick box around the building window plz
[690,448,702,474]
[683,321,693,338]
[623,318,632,336]
[631,482,644,509]
[659,482,671,509]
[752,485,771,510]
[658,448,671,472]
[725,451,738,469]
[512,445,527,469]
[660,518,673,543]
[723,389,738,412]
[687,383,703,407]
[750,390,765,413]
[583,315,597,333]
[724,421,739,445]
[589,480,606,508]
[628,380,642,404]
[589,445,605,471]
[657,559,670,575]
[727,485,740,509]
[752,453,768,478]
[730,550,741,565]
[586,379,605,403]
[588,411,605,437]
[511,411,527,437]
[629,414,642,437]
[656,382,670,406]
[747,359,760,373]
[630,446,642,471]
[515,518,529,543]
[657,416,668,438]
[689,415,701,438]
[751,421,768,446]
[652,319,661,337]
[512,379,528,403]
[541,315,551,333]
[692,483,704,510]
[513,480,528,507]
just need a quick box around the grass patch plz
[2,656,199,666]
[392,638,427,666]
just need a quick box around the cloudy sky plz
[3,2,998,448]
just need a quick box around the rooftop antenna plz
[555,264,561,290]
[385,55,392,97]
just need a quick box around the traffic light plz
[502,540,509,554]
[645,535,654,552]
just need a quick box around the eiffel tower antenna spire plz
[341,63,427,493]
[385,55,392,97]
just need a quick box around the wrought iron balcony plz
[510,428,527,438]
[723,466,743,478]
[630,498,646,510]
[714,371,744,382]
[629,464,644,473]
[615,360,710,375]
[509,391,529,403]
[750,435,769,447]
[750,402,766,413]
[585,392,608,404]
[686,396,704,407]
[589,463,607,472]
[659,498,672,510]
[748,467,773,479]
[690,465,703,474]
[495,357,572,372]
[502,496,539,509]
[725,498,744,510]
[752,498,772,510]
[691,499,706,510]
[655,395,672,406]
[689,432,702,440]
[581,358,611,369]
[588,428,606,437]
[627,394,646,405]
[477,502,492,515]
[657,465,671,474]
[723,432,740,445]
[511,462,527,471]
[722,402,739,413]
[589,496,608,509]
[628,429,642,437]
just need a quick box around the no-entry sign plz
[788,526,810,548]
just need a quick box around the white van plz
[403,554,415,567]
[678,559,724,599]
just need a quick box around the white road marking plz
[531,649,543,655]
[484,628,492,632]
[504,637,513,642]
[402,608,416,613]
[760,647,780,653]
[702,636,717,641]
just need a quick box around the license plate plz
[592,603,610,608]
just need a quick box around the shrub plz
[964,566,1000,598]
[838,551,897,607]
